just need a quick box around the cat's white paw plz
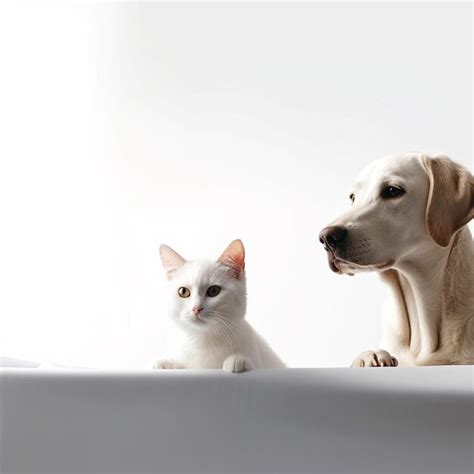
[153,359,184,370]
[351,350,398,368]
[223,354,253,373]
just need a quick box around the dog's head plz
[319,152,473,275]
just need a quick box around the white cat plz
[153,239,285,373]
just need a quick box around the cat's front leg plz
[153,359,186,370]
[223,354,253,373]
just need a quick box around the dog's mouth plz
[327,252,343,273]
[326,250,393,275]
[327,252,355,275]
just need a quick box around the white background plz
[0,2,472,368]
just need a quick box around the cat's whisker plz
[212,316,237,352]
[217,325,234,353]
[210,317,233,347]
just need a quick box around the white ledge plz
[1,366,472,473]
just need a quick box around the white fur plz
[153,241,285,373]
[322,152,473,367]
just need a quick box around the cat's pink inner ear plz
[160,244,186,279]
[217,239,245,277]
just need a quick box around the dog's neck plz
[384,226,473,360]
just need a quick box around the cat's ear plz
[160,244,186,280]
[218,239,245,277]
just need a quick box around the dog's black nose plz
[319,226,347,251]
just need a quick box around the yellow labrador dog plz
[319,152,473,367]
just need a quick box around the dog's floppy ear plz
[422,155,474,247]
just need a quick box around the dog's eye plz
[178,287,191,298]
[349,193,355,203]
[206,285,221,297]
[381,186,405,199]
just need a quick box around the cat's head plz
[159,240,247,334]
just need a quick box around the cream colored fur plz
[322,152,473,367]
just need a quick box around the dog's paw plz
[223,354,253,373]
[351,350,398,368]
[152,359,183,370]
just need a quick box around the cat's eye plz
[206,285,221,297]
[349,193,355,203]
[381,186,405,199]
[178,287,191,298]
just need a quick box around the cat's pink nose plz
[192,306,203,315]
